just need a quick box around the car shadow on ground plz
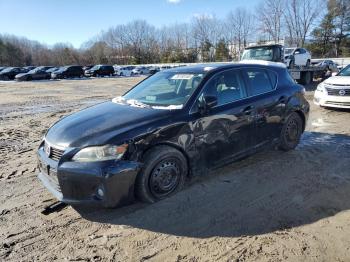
[76,131,350,238]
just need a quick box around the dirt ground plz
[0,76,349,262]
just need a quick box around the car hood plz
[324,76,350,85]
[45,101,172,148]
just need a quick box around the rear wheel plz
[27,76,32,81]
[279,112,303,151]
[135,146,187,203]
[300,71,312,85]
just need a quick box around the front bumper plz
[314,90,350,109]
[37,146,141,208]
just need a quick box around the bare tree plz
[257,0,284,43]
[226,8,253,59]
[283,0,325,46]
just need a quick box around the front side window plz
[201,69,247,106]
[243,69,276,95]
[122,72,204,108]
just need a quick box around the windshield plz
[338,65,350,76]
[91,65,100,70]
[121,72,204,108]
[241,47,273,61]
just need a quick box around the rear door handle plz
[242,105,255,115]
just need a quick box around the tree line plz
[0,0,348,67]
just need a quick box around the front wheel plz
[279,112,303,151]
[135,146,187,203]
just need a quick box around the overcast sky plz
[0,0,260,48]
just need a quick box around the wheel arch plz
[139,142,192,177]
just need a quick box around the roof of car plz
[165,61,286,74]
[245,44,283,49]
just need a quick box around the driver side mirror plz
[198,95,217,114]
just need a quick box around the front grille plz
[325,101,350,107]
[50,147,65,161]
[44,141,65,161]
[326,87,350,96]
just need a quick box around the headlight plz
[316,82,326,92]
[72,144,128,162]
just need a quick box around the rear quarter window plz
[244,68,276,96]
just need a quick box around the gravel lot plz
[0,76,350,261]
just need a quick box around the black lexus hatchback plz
[38,62,309,208]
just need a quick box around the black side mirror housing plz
[198,95,218,114]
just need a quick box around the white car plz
[116,66,135,76]
[284,47,311,68]
[314,64,350,109]
[131,66,150,75]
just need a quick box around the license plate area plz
[38,160,58,183]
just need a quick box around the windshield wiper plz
[126,99,151,108]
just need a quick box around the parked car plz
[314,60,339,72]
[15,66,53,81]
[160,65,171,71]
[149,66,160,75]
[85,65,115,77]
[284,47,311,68]
[131,66,150,75]
[51,65,84,79]
[116,66,135,76]
[37,62,309,208]
[0,67,27,80]
[314,64,350,109]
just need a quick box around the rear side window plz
[244,69,276,96]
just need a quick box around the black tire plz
[279,112,303,151]
[300,71,312,85]
[306,59,310,67]
[27,76,32,81]
[135,145,188,203]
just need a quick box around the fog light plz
[97,187,104,198]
